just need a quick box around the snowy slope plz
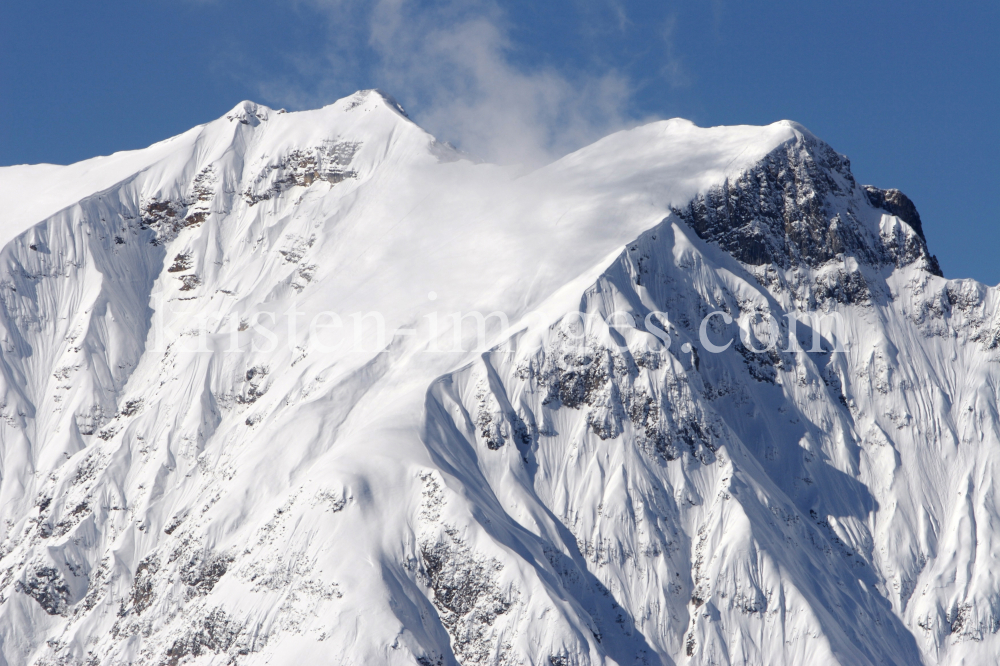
[0,89,997,666]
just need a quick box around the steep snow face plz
[0,91,996,666]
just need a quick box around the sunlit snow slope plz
[0,90,997,666]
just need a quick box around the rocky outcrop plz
[864,186,925,239]
[242,142,361,205]
[671,132,942,276]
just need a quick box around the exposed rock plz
[120,554,160,617]
[864,186,925,240]
[671,132,941,277]
[16,565,73,615]
[243,142,361,205]
[167,253,192,273]
[179,550,234,598]
[161,607,253,666]
[420,530,515,665]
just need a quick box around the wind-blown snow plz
[0,89,996,666]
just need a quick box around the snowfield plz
[0,90,997,666]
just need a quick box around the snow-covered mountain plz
[0,89,997,666]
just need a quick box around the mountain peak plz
[368,89,409,117]
[326,89,410,120]
[669,126,942,278]
[224,100,272,126]
[773,118,818,140]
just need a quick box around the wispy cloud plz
[659,15,690,89]
[256,0,641,166]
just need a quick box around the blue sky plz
[2,1,998,283]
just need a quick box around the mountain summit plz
[0,91,996,666]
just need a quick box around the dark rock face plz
[16,566,72,615]
[180,550,234,598]
[864,185,943,276]
[242,142,361,206]
[121,554,160,616]
[420,531,513,665]
[162,607,249,666]
[863,186,924,239]
[515,332,719,463]
[670,134,870,269]
[670,132,942,276]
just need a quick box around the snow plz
[0,88,997,666]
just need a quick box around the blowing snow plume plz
[257,0,636,167]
